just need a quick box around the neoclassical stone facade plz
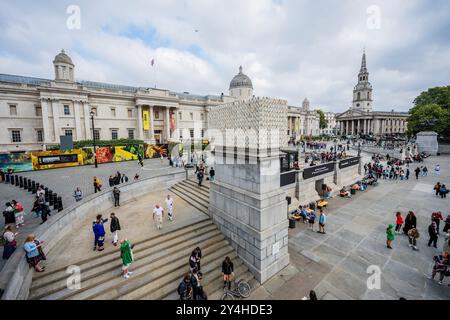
[336,51,409,136]
[287,98,320,139]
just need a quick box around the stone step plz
[172,183,210,205]
[30,227,221,300]
[33,218,211,280]
[185,178,211,190]
[116,244,235,300]
[179,180,210,198]
[169,187,208,215]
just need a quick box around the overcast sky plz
[0,0,449,113]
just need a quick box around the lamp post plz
[90,111,98,168]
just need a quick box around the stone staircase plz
[28,187,258,300]
[169,179,210,215]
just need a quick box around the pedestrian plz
[110,213,121,246]
[434,182,442,196]
[443,215,450,234]
[177,273,193,300]
[2,225,17,260]
[407,228,420,251]
[439,184,448,199]
[23,234,45,272]
[427,252,449,285]
[403,211,417,235]
[193,246,202,271]
[222,256,234,290]
[120,238,134,279]
[190,270,207,300]
[92,214,108,251]
[431,211,444,234]
[3,202,15,228]
[434,164,440,176]
[197,169,204,187]
[395,212,403,234]
[189,249,200,273]
[123,174,129,183]
[386,224,395,249]
[308,210,316,231]
[134,173,140,181]
[209,167,215,182]
[11,200,25,228]
[137,153,144,167]
[36,186,45,198]
[414,167,420,180]
[115,171,121,185]
[165,194,174,221]
[73,187,82,202]
[428,221,438,248]
[318,209,326,234]
[40,202,51,224]
[113,187,121,207]
[423,166,428,176]
[153,204,164,230]
[405,168,410,180]
[93,177,102,193]
[108,175,114,187]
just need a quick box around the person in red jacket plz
[395,212,403,234]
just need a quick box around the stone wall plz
[416,131,438,155]
[0,170,185,300]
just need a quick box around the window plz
[190,112,194,120]
[64,105,70,115]
[179,112,182,120]
[91,107,97,116]
[36,130,43,142]
[128,109,133,118]
[9,105,17,116]
[189,129,194,138]
[93,129,100,140]
[111,108,116,117]
[65,129,73,136]
[154,111,159,119]
[128,129,134,139]
[357,92,361,100]
[111,129,118,140]
[35,106,42,116]
[11,130,21,142]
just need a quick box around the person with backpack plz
[434,182,442,196]
[110,213,121,246]
[178,273,193,300]
[439,184,448,199]
[222,256,234,290]
[386,224,395,249]
[120,238,134,279]
[93,177,102,193]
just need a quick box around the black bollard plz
[28,180,32,192]
[57,196,63,212]
[19,176,23,188]
[36,183,40,191]
[9,174,14,185]
[5,174,10,183]
[48,190,54,205]
[15,175,19,186]
[44,187,49,202]
[23,178,28,190]
[53,194,58,210]
[32,181,37,193]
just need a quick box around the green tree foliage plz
[408,86,450,137]
[316,109,328,129]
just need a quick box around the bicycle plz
[221,279,251,300]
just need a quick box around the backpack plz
[177,282,185,296]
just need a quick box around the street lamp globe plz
[90,111,95,117]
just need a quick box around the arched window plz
[367,92,370,99]
[357,92,361,100]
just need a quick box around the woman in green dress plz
[120,239,134,279]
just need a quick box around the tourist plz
[222,256,234,290]
[422,166,428,176]
[395,212,403,234]
[93,177,102,193]
[110,213,121,246]
[386,224,395,249]
[113,187,121,207]
[11,200,25,228]
[428,221,438,248]
[165,194,174,221]
[443,232,450,254]
[190,270,207,300]
[431,211,444,233]
[308,210,316,231]
[443,215,450,234]
[177,273,193,300]
[318,209,326,234]
[209,167,215,182]
[427,252,449,285]
[92,214,108,251]
[40,202,51,224]
[120,238,134,279]
[189,249,200,273]
[73,187,82,202]
[197,168,204,187]
[115,171,121,185]
[414,167,420,180]
[193,247,202,271]
[108,175,114,187]
[434,182,442,196]
[153,204,164,230]
[36,186,45,198]
[134,173,140,181]
[23,234,45,272]
[439,184,448,199]
[434,164,440,176]
[405,168,410,180]
[407,228,420,251]
[2,225,17,260]
[137,153,144,167]
[3,202,15,228]
[403,211,417,235]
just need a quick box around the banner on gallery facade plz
[143,110,150,130]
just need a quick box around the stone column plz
[351,120,354,135]
[73,101,82,141]
[149,105,155,141]
[345,121,349,135]
[40,99,51,143]
[174,107,180,140]
[51,99,60,142]
[82,101,91,140]
[165,107,171,141]
[137,105,144,140]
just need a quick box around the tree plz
[408,86,450,137]
[316,109,328,129]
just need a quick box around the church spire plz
[360,49,367,73]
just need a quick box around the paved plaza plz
[250,154,450,300]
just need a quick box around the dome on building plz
[53,49,74,66]
[229,66,253,90]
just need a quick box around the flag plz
[151,58,155,67]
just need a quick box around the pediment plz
[336,109,365,119]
